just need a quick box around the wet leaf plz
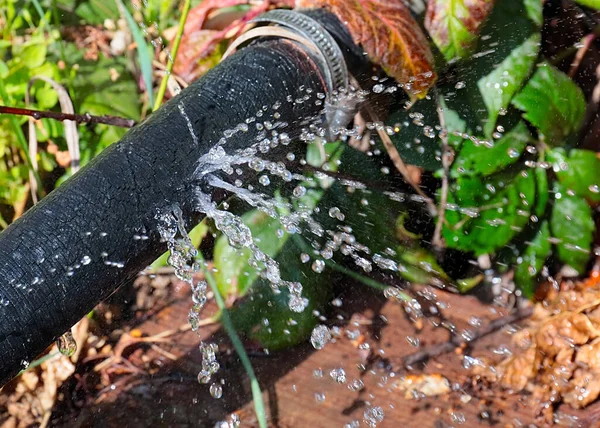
[451,121,530,177]
[499,346,537,390]
[229,237,333,350]
[456,274,484,293]
[536,313,598,357]
[388,97,445,171]
[214,209,289,298]
[444,170,536,255]
[512,63,586,145]
[550,187,594,273]
[152,221,208,269]
[477,33,540,136]
[425,0,496,62]
[397,246,450,285]
[547,148,600,202]
[300,0,436,98]
[514,221,551,298]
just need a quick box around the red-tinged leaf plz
[174,0,295,82]
[425,0,496,62]
[297,0,437,99]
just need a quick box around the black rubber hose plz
[0,39,329,385]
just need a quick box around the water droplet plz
[363,406,385,427]
[372,84,384,93]
[56,331,77,357]
[293,186,306,198]
[210,383,223,399]
[329,367,347,383]
[310,324,331,349]
[312,259,325,273]
[507,148,520,158]
[259,175,270,186]
[589,184,599,194]
[348,378,364,391]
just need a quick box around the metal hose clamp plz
[223,9,349,95]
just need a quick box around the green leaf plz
[213,209,290,298]
[229,237,333,351]
[444,169,536,255]
[514,221,551,297]
[116,0,154,107]
[512,63,586,145]
[573,0,600,9]
[0,60,8,79]
[397,245,450,285]
[451,121,530,177]
[478,33,540,137]
[550,187,594,273]
[152,221,208,269]
[81,79,140,120]
[547,148,600,202]
[21,43,47,69]
[425,0,496,62]
[388,96,445,171]
[456,275,484,293]
[440,99,468,149]
[534,166,548,217]
[33,83,59,110]
[523,0,543,27]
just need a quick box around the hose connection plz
[223,9,361,141]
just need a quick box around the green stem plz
[153,0,192,111]
[196,253,267,428]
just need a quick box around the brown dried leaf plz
[574,337,600,370]
[297,0,436,99]
[538,348,574,394]
[535,313,599,357]
[498,346,537,391]
[563,369,600,408]
[425,0,495,62]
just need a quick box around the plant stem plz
[196,253,267,428]
[153,0,192,111]
[432,92,451,249]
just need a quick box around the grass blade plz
[196,253,267,428]
[116,0,155,107]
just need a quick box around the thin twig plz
[375,123,438,216]
[346,75,437,215]
[432,93,451,249]
[401,305,534,368]
[569,33,596,78]
[0,105,136,128]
